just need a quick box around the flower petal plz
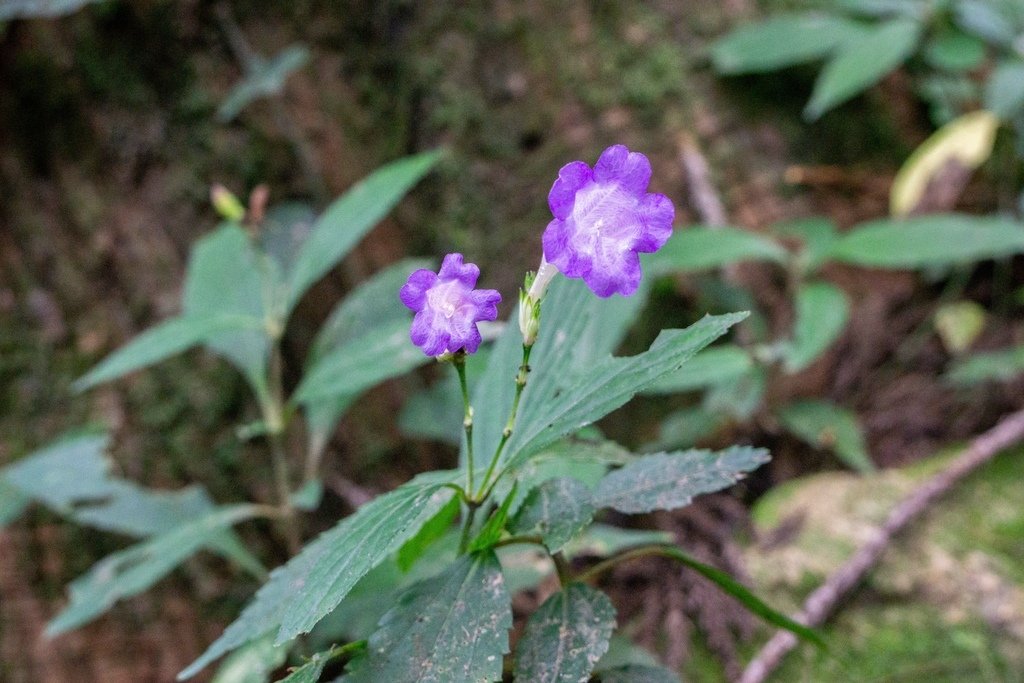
[594,145,652,195]
[400,269,438,311]
[548,161,593,220]
[634,192,675,253]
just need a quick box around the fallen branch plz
[739,406,1024,683]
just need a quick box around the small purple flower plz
[542,144,675,297]
[400,253,501,356]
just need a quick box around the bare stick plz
[678,133,728,228]
[740,407,1024,683]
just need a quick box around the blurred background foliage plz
[1,0,1023,681]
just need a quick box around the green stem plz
[475,343,532,501]
[457,502,479,555]
[552,551,571,586]
[576,544,825,648]
[263,342,301,555]
[454,352,475,493]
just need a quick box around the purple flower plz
[400,253,501,356]
[542,144,675,297]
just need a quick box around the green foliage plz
[596,665,681,683]
[509,477,596,552]
[829,215,1024,267]
[180,475,457,677]
[513,583,617,683]
[643,345,753,394]
[710,14,868,75]
[218,46,310,122]
[984,59,1024,118]
[594,447,770,514]
[779,400,875,472]
[47,504,266,636]
[786,282,849,372]
[645,227,787,276]
[946,343,1024,385]
[805,18,921,119]
[342,552,511,683]
[211,637,288,683]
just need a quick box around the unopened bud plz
[211,184,246,222]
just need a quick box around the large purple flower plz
[400,253,501,356]
[542,144,675,297]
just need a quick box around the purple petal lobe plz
[401,254,501,356]
[542,144,674,298]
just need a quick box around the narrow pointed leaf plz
[785,282,849,372]
[183,225,272,385]
[342,551,511,683]
[471,483,519,552]
[74,314,262,391]
[47,504,264,636]
[179,474,457,679]
[514,583,616,683]
[805,19,920,119]
[287,151,441,310]
[504,311,748,470]
[828,214,1024,267]
[594,446,769,514]
[509,477,595,552]
[711,14,868,74]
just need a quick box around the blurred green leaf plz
[0,0,104,20]
[2,433,115,509]
[289,480,323,512]
[47,504,265,636]
[923,29,986,71]
[180,473,458,678]
[513,583,616,683]
[74,314,263,391]
[786,282,849,372]
[778,400,875,472]
[805,19,921,120]
[649,406,724,451]
[946,344,1024,385]
[955,0,1019,46]
[711,14,868,74]
[773,217,839,273]
[703,364,766,420]
[286,151,440,310]
[594,446,769,514]
[836,0,926,19]
[643,344,753,394]
[985,60,1024,119]
[0,480,30,526]
[562,525,674,559]
[645,227,787,276]
[274,648,334,683]
[211,636,287,683]
[398,375,464,445]
[829,214,1024,267]
[218,45,310,122]
[509,477,595,552]
[342,551,511,683]
[183,224,272,388]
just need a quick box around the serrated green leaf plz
[985,60,1024,119]
[73,314,263,391]
[805,18,921,120]
[642,344,753,394]
[179,474,457,678]
[509,478,595,552]
[470,277,647,470]
[785,282,849,372]
[711,14,867,75]
[183,224,272,387]
[3,433,116,509]
[47,504,264,636]
[397,495,460,571]
[513,583,616,683]
[946,344,1024,385]
[218,45,310,122]
[286,152,440,310]
[594,446,770,514]
[645,227,787,277]
[211,636,288,683]
[829,214,1024,267]
[471,483,519,552]
[502,311,748,471]
[778,400,874,472]
[275,649,332,683]
[596,664,680,683]
[342,551,511,683]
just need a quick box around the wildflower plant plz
[2,145,819,682]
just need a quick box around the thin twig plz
[739,407,1024,683]
[678,133,728,228]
